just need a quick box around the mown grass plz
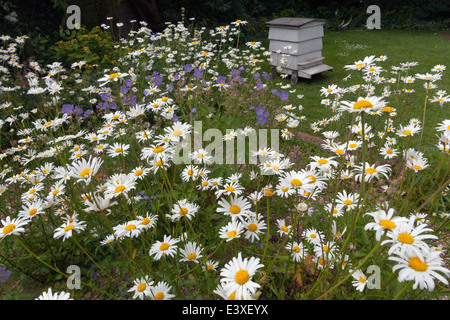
[259,28,450,216]
[273,29,450,128]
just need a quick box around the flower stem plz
[393,281,413,300]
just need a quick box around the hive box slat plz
[266,17,332,82]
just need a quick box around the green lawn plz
[259,29,450,147]
[310,30,447,116]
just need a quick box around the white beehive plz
[266,17,333,83]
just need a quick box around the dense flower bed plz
[0,18,449,300]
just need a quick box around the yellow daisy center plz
[382,106,394,112]
[281,226,289,232]
[29,208,37,216]
[137,283,146,292]
[398,232,414,244]
[79,168,90,177]
[125,224,136,231]
[155,292,165,300]
[108,73,120,80]
[178,208,188,215]
[187,253,197,261]
[153,146,165,153]
[409,257,428,272]
[248,223,258,232]
[228,230,237,238]
[290,179,302,186]
[134,170,143,176]
[365,168,377,175]
[172,129,183,137]
[2,224,15,234]
[344,199,353,205]
[379,219,396,229]
[318,159,328,165]
[353,100,373,109]
[229,205,241,215]
[225,186,235,192]
[114,185,126,193]
[160,243,170,251]
[64,224,74,232]
[235,270,250,285]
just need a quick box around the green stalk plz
[392,281,413,300]
[316,231,387,300]
[14,235,116,299]
[261,196,271,265]
[418,83,429,151]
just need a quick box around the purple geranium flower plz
[255,105,265,115]
[61,104,74,114]
[120,86,129,94]
[0,267,11,283]
[216,75,226,85]
[279,90,289,101]
[193,68,203,79]
[74,106,83,115]
[153,71,163,85]
[100,92,110,102]
[84,109,93,117]
[254,105,269,125]
[257,112,269,125]
[184,64,192,73]
[256,81,263,90]
[124,79,132,87]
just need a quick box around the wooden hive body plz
[266,17,333,82]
